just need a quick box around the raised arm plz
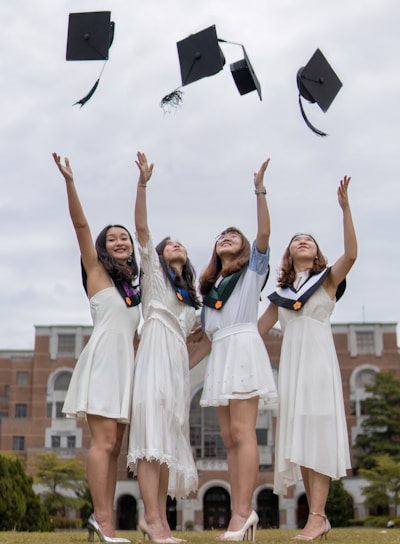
[134,151,154,247]
[52,153,98,274]
[325,175,357,295]
[254,158,271,254]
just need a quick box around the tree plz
[326,479,354,527]
[359,455,400,517]
[0,454,51,531]
[33,452,88,517]
[354,370,400,469]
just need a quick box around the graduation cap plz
[297,48,343,136]
[66,11,115,107]
[160,25,262,111]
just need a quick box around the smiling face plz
[162,239,187,266]
[289,234,318,263]
[215,230,243,258]
[105,226,133,262]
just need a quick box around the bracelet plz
[138,183,147,188]
[254,186,267,195]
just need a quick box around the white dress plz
[273,286,351,496]
[63,286,140,423]
[127,238,198,498]
[201,242,277,407]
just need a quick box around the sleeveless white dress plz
[274,286,351,495]
[127,238,198,498]
[63,286,140,423]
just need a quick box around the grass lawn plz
[0,529,399,544]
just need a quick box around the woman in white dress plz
[128,152,200,543]
[189,158,277,542]
[53,153,141,543]
[258,175,357,541]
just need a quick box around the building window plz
[356,331,375,355]
[54,372,71,391]
[56,402,65,418]
[15,404,28,418]
[58,334,76,355]
[190,389,226,460]
[16,371,29,386]
[256,428,268,446]
[51,436,61,448]
[67,436,76,449]
[4,385,10,398]
[13,436,25,450]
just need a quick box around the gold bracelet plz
[138,183,147,188]
[254,186,267,195]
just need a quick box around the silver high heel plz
[290,512,331,541]
[87,514,131,543]
[138,520,176,543]
[217,510,259,542]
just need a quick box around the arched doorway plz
[203,486,231,529]
[257,488,279,528]
[167,497,177,530]
[297,494,308,529]
[117,495,137,530]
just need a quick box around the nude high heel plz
[138,520,176,544]
[290,512,331,541]
[87,514,131,543]
[217,510,259,542]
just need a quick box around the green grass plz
[0,529,399,544]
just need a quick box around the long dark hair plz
[156,237,201,309]
[81,224,139,293]
[278,233,327,288]
[199,227,251,296]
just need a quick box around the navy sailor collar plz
[268,267,346,311]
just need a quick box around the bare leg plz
[87,415,122,538]
[217,397,259,532]
[159,463,171,533]
[292,469,330,540]
[137,459,172,540]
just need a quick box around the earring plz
[127,254,133,263]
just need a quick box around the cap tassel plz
[160,89,183,112]
[298,95,328,137]
[73,79,100,108]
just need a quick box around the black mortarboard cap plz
[66,11,115,107]
[229,46,262,100]
[297,48,342,136]
[177,25,226,87]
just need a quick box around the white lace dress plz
[127,237,198,498]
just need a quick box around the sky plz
[1,0,399,350]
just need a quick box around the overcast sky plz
[1,0,399,350]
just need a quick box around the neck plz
[170,264,183,276]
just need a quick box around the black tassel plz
[298,95,328,137]
[160,89,183,112]
[73,78,100,108]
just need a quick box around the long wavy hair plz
[199,227,251,296]
[277,233,327,288]
[81,224,139,293]
[156,237,201,309]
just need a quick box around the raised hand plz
[253,158,270,190]
[135,151,154,186]
[52,152,73,184]
[337,175,351,210]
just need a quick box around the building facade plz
[0,322,399,530]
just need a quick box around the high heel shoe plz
[87,514,131,543]
[138,520,176,544]
[217,510,259,542]
[290,512,331,541]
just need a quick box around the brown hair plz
[277,233,327,288]
[199,227,251,296]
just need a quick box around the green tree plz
[354,370,400,469]
[33,452,88,517]
[359,454,400,517]
[0,454,51,531]
[326,479,354,527]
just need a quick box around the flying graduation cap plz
[160,25,262,111]
[297,48,343,136]
[66,11,115,107]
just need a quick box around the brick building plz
[0,322,399,530]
